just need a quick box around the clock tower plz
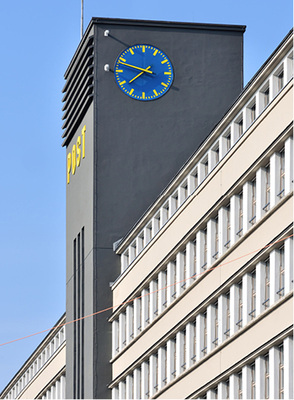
[62,17,245,398]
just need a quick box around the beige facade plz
[110,31,293,399]
[1,315,66,400]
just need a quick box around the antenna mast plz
[81,0,84,39]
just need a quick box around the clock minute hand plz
[129,66,152,83]
[118,61,153,74]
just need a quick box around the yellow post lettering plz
[82,125,86,159]
[76,136,81,167]
[67,153,71,184]
[72,145,76,175]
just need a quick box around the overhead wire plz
[0,232,292,348]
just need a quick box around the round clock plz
[114,44,174,101]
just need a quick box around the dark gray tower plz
[61,18,245,399]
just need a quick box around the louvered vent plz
[61,35,94,147]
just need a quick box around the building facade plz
[1,20,293,400]
[109,30,293,399]
[1,315,66,400]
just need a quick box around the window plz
[279,344,284,399]
[264,164,270,212]
[236,282,243,330]
[192,321,197,363]
[182,330,186,372]
[247,100,256,125]
[261,82,270,109]
[237,191,243,237]
[277,70,284,92]
[190,167,198,193]
[251,363,256,399]
[249,270,256,320]
[235,115,243,138]
[238,372,243,399]
[181,251,187,290]
[265,353,270,399]
[212,144,220,166]
[225,293,230,338]
[202,312,207,356]
[203,229,207,270]
[213,303,218,348]
[162,202,169,224]
[193,238,197,279]
[223,129,231,153]
[225,204,231,249]
[213,217,219,260]
[250,179,256,225]
[172,338,177,378]
[204,158,209,177]
[278,149,285,198]
[278,246,285,298]
[264,258,270,309]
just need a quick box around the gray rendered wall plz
[65,18,245,399]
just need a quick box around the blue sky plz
[0,0,292,393]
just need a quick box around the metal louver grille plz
[61,35,94,147]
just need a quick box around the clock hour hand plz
[129,66,152,83]
[118,61,153,74]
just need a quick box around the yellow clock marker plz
[161,59,168,64]
[142,92,145,99]
[119,57,126,62]
[153,49,158,56]
[116,69,123,73]
[161,82,168,87]
[153,89,158,96]
[164,72,171,75]
[129,48,134,55]
[129,88,134,95]
[142,45,145,53]
[119,80,126,86]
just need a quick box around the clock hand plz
[118,61,153,74]
[129,66,152,83]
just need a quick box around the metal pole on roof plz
[81,0,84,39]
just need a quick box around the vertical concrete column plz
[126,374,133,400]
[256,356,265,399]
[112,387,119,400]
[268,74,274,102]
[149,280,158,323]
[176,252,185,297]
[269,346,279,399]
[285,237,293,294]
[198,161,206,183]
[133,298,141,338]
[243,181,252,234]
[169,192,178,217]
[186,322,194,370]
[158,347,166,391]
[230,284,239,335]
[187,170,197,195]
[242,365,251,399]
[256,261,266,316]
[207,304,216,353]
[230,195,239,246]
[141,288,149,329]
[118,381,126,400]
[270,152,281,208]
[256,167,266,221]
[126,305,134,345]
[166,339,175,384]
[149,354,157,397]
[242,273,252,326]
[129,244,136,264]
[218,381,229,399]
[119,312,126,351]
[207,388,217,399]
[178,184,187,206]
[207,219,217,267]
[218,294,227,345]
[186,241,195,287]
[158,270,167,314]
[112,319,119,357]
[143,225,152,247]
[167,261,176,306]
[229,374,239,399]
[176,330,184,376]
[133,368,141,399]
[141,361,149,399]
[285,133,293,195]
[196,230,206,273]
[270,250,279,306]
[284,336,293,399]
[136,234,144,255]
[285,55,293,82]
[196,313,204,361]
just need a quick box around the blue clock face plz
[114,44,174,101]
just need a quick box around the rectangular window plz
[264,164,270,212]
[277,70,284,92]
[238,372,243,399]
[279,344,284,399]
[251,363,256,399]
[225,204,231,249]
[223,129,231,153]
[249,178,256,225]
[181,251,187,290]
[237,191,243,237]
[237,282,243,330]
[192,320,197,363]
[279,149,285,198]
[261,82,270,110]
[213,216,219,260]
[182,330,186,372]
[202,312,207,356]
[265,353,270,399]
[278,246,285,298]
[264,258,270,309]
[225,293,230,338]
[249,270,256,320]
[193,238,197,279]
[213,303,218,348]
[235,115,243,138]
